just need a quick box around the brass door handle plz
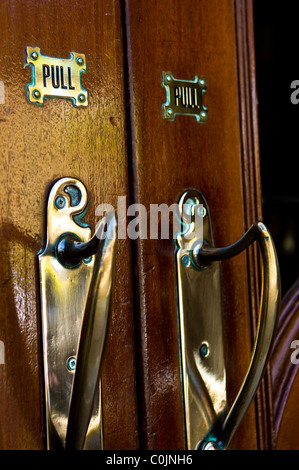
[38,178,117,450]
[176,190,281,450]
[195,222,280,449]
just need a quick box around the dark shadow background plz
[253,1,299,296]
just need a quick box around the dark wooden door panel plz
[123,0,263,450]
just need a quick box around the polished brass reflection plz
[65,212,117,450]
[176,190,280,450]
[176,190,227,450]
[38,177,117,449]
[25,47,88,106]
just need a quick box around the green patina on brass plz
[162,71,208,122]
[25,46,88,107]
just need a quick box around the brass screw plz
[76,57,84,66]
[32,89,41,99]
[182,254,190,267]
[78,94,86,103]
[67,356,76,372]
[200,342,209,358]
[197,206,206,218]
[55,196,66,209]
[30,51,38,60]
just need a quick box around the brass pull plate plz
[38,178,102,449]
[25,47,88,106]
[161,72,208,122]
[176,190,227,450]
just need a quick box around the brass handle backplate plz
[38,177,117,450]
[176,189,281,450]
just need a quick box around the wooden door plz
[0,0,138,450]
[123,0,268,450]
[0,0,293,450]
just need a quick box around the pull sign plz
[25,47,88,107]
[161,72,208,122]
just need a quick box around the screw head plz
[67,356,76,372]
[181,254,190,267]
[78,93,86,103]
[199,79,206,87]
[76,56,84,66]
[32,89,41,99]
[30,51,38,60]
[200,342,209,358]
[197,206,206,218]
[165,74,172,82]
[55,196,66,209]
[167,108,173,116]
[200,111,207,120]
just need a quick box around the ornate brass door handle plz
[38,177,117,450]
[176,190,281,450]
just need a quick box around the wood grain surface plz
[124,0,262,450]
[0,0,138,450]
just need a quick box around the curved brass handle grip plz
[194,222,281,450]
[61,213,117,450]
